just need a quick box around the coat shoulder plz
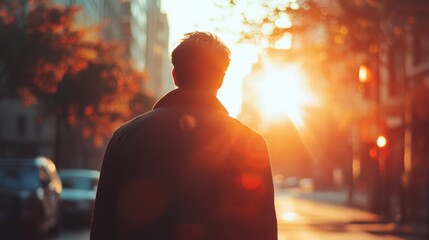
[114,110,155,133]
[107,111,155,146]
[223,115,265,142]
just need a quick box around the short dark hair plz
[171,32,231,90]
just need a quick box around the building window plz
[17,115,26,136]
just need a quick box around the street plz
[49,190,428,240]
[49,229,89,240]
[275,191,425,240]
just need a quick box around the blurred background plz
[0,0,428,239]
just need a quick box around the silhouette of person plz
[90,31,277,240]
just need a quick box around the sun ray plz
[252,58,317,128]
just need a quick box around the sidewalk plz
[276,188,429,239]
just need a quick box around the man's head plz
[171,32,231,92]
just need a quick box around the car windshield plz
[61,176,98,191]
[0,165,39,189]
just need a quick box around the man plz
[90,32,277,240]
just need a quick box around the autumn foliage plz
[0,1,154,147]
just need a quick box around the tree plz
[226,0,429,100]
[0,1,154,165]
[229,0,428,53]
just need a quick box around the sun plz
[253,59,317,127]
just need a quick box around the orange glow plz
[369,147,378,158]
[359,65,368,83]
[253,59,317,128]
[241,173,262,190]
[84,105,94,116]
[377,135,387,148]
[281,212,299,222]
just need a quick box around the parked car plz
[59,169,100,225]
[273,174,286,189]
[0,156,62,238]
[299,178,315,192]
[284,176,300,189]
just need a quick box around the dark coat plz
[90,88,277,240]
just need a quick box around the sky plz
[161,0,261,117]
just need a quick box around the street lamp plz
[358,64,374,99]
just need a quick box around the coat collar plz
[153,88,229,115]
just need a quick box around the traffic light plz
[358,64,373,99]
[359,65,369,83]
[368,135,388,159]
[376,135,387,148]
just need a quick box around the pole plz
[401,72,412,223]
[372,56,387,215]
[54,111,62,168]
[349,123,361,205]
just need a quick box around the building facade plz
[0,100,56,158]
[52,0,122,41]
[377,16,429,222]
[120,0,172,97]
[51,0,173,96]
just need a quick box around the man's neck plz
[180,86,218,96]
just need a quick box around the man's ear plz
[172,68,179,87]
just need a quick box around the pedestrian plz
[90,31,277,240]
